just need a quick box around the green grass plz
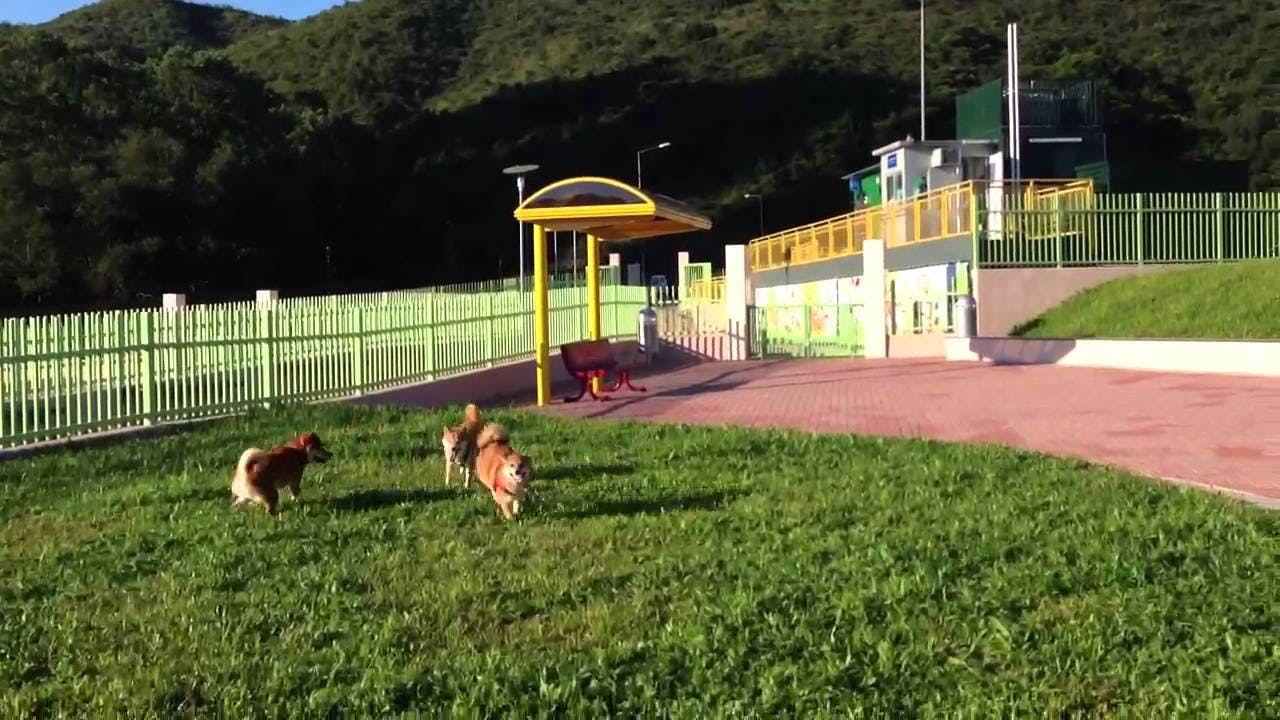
[1,404,1277,717]
[1014,260,1280,339]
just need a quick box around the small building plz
[840,164,883,210]
[956,77,1109,188]
[869,138,998,201]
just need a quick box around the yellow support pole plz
[585,234,603,394]
[586,234,602,341]
[533,224,551,406]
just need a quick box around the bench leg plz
[563,374,590,403]
[603,369,645,393]
[620,369,646,393]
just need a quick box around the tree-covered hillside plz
[46,0,287,56]
[0,0,1274,310]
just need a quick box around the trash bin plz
[954,294,977,337]
[637,306,659,362]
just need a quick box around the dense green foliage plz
[1,0,1275,309]
[1014,260,1280,339]
[46,0,287,56]
[1,404,1276,715]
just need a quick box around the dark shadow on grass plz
[555,490,744,519]
[330,488,452,512]
[537,462,635,482]
[171,486,238,504]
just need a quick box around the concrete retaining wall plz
[888,334,948,358]
[974,264,1193,336]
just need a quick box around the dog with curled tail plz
[230,432,332,515]
[473,423,532,520]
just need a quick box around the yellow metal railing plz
[748,204,883,273]
[1027,179,1095,208]
[882,182,976,249]
[749,182,976,271]
[687,275,725,303]
[748,179,1096,272]
[997,179,1097,243]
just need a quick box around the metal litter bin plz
[954,294,977,337]
[637,306,659,362]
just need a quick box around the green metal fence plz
[0,284,647,448]
[979,192,1280,267]
[752,304,864,358]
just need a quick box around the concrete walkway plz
[537,358,1280,507]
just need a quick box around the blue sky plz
[0,0,351,25]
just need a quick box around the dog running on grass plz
[441,403,484,487]
[473,423,532,520]
[230,432,332,514]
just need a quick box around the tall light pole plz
[919,0,926,140]
[636,141,671,189]
[502,163,540,290]
[744,193,765,236]
[634,141,671,299]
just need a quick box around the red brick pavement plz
[537,358,1280,506]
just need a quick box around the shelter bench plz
[559,339,646,402]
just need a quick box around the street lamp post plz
[920,0,927,141]
[744,193,765,236]
[635,141,671,189]
[634,141,671,304]
[502,164,540,290]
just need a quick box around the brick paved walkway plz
[539,358,1280,506]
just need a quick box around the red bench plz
[559,339,646,402]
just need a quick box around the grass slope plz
[1015,260,1280,339]
[1,405,1277,716]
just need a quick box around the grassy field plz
[1014,260,1280,339]
[1,404,1276,717]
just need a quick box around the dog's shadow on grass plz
[172,486,236,504]
[553,490,744,520]
[537,462,635,484]
[329,488,453,512]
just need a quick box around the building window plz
[885,172,904,201]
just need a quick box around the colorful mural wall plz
[888,262,969,334]
[753,262,969,337]
[753,276,864,344]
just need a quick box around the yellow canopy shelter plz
[513,176,712,406]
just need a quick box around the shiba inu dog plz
[473,423,532,520]
[230,432,332,514]
[441,403,484,487]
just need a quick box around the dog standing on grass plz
[473,423,532,520]
[441,403,485,487]
[230,432,332,515]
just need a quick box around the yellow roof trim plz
[513,175,712,241]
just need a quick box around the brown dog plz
[473,423,532,520]
[230,432,332,514]
[441,403,484,487]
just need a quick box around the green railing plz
[0,284,647,448]
[752,304,864,358]
[979,192,1280,267]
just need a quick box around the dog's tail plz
[464,403,482,426]
[235,447,268,478]
[476,423,509,449]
